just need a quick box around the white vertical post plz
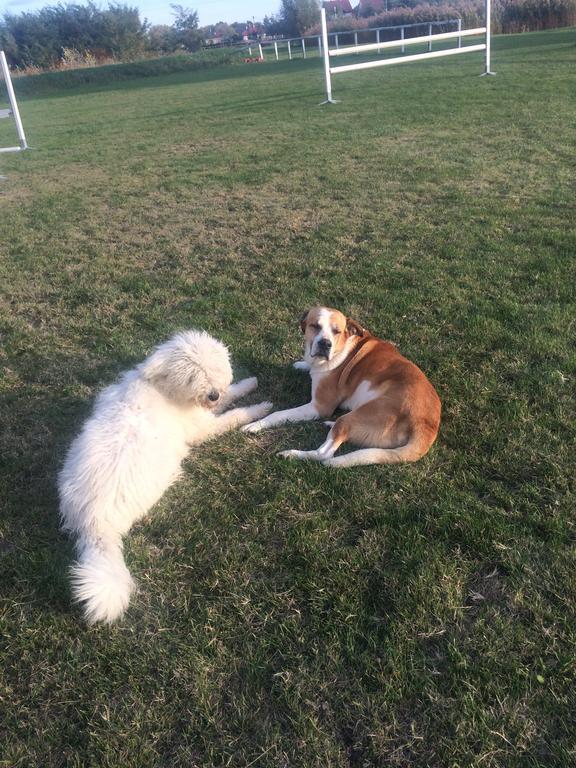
[0,50,27,151]
[302,38,306,58]
[320,8,337,104]
[258,42,263,59]
[274,41,278,60]
[248,46,252,55]
[481,0,495,75]
[288,40,292,60]
[354,31,358,53]
[318,36,322,55]
[335,33,339,49]
[401,27,405,53]
[377,28,381,54]
[458,18,462,47]
[428,24,433,52]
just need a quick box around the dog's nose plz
[208,390,220,402]
[318,338,332,350]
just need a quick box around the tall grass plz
[10,48,245,97]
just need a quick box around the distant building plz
[322,1,355,18]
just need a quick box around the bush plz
[305,0,576,35]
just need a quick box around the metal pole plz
[258,42,263,60]
[377,28,381,54]
[428,23,433,52]
[274,41,278,60]
[458,18,462,48]
[320,8,337,104]
[302,38,306,59]
[288,40,292,60]
[481,0,496,75]
[401,27,405,54]
[0,50,27,151]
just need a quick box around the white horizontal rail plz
[330,44,486,74]
[0,146,23,153]
[328,27,486,57]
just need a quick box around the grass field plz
[1,28,575,767]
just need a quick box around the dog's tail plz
[70,532,136,625]
[322,429,435,468]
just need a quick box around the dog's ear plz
[346,317,366,337]
[299,310,309,333]
[139,351,167,384]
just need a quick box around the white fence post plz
[482,0,496,75]
[401,26,405,53]
[302,38,306,58]
[458,18,462,47]
[274,41,278,60]
[318,36,322,55]
[428,24,433,52]
[287,40,292,60]
[0,50,28,153]
[320,8,337,104]
[377,28,381,53]
[258,42,263,59]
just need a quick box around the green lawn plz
[1,28,575,767]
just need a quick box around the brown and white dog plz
[243,306,441,468]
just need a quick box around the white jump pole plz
[0,50,28,153]
[320,8,337,104]
[274,41,279,60]
[481,0,496,75]
[288,40,292,60]
[258,42,263,59]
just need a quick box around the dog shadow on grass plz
[0,346,142,622]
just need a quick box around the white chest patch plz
[342,380,378,411]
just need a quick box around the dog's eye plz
[332,328,341,335]
[311,323,321,331]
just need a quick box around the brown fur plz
[302,307,441,462]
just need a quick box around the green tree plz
[170,4,203,51]
[278,0,321,36]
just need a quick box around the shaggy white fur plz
[58,330,272,624]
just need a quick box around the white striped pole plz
[0,50,27,152]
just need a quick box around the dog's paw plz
[245,401,273,423]
[242,420,263,433]
[293,361,310,372]
[278,449,312,460]
[235,376,258,395]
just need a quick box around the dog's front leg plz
[212,401,273,435]
[241,402,320,433]
[215,377,258,413]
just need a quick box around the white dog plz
[58,330,272,625]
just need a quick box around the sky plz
[0,0,282,27]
